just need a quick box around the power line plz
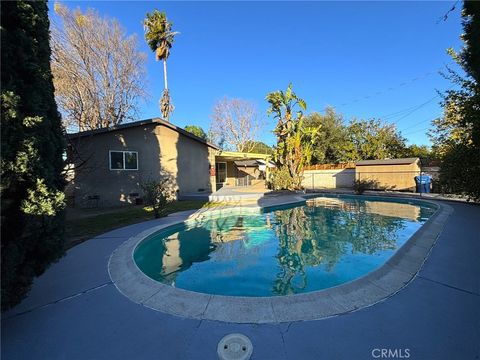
[400,116,438,133]
[339,69,440,107]
[390,95,440,124]
[381,103,429,120]
[403,126,431,137]
[437,0,460,24]
[378,85,452,126]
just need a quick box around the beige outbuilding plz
[355,158,421,191]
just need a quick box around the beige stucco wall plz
[302,169,355,189]
[355,162,420,191]
[71,123,215,207]
[154,125,214,195]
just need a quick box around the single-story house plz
[67,118,273,207]
[355,158,421,191]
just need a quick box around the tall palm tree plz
[144,10,178,121]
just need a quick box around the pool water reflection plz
[134,196,436,296]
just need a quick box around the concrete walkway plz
[2,200,479,360]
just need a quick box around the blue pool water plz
[134,195,436,296]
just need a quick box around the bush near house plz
[267,166,295,190]
[140,175,177,218]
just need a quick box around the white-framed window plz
[109,150,138,170]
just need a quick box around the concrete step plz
[208,192,265,202]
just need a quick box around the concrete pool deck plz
[2,194,479,359]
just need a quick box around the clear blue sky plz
[49,1,464,146]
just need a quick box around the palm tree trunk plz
[163,59,168,90]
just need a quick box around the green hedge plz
[1,1,66,310]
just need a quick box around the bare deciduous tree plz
[51,3,147,131]
[210,97,263,152]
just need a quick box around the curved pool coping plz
[108,194,453,324]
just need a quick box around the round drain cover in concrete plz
[217,333,253,360]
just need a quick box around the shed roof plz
[356,158,419,166]
[67,118,219,150]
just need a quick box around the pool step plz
[208,192,265,202]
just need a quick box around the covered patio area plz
[214,151,274,190]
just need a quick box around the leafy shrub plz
[437,145,480,202]
[140,175,176,218]
[267,166,295,190]
[354,179,378,194]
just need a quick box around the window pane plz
[124,152,138,169]
[216,162,227,183]
[110,152,124,170]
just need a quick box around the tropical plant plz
[266,84,317,189]
[1,0,66,310]
[144,10,178,121]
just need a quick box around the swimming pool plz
[134,195,436,297]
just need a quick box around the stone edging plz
[108,195,453,324]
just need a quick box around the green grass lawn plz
[65,200,208,249]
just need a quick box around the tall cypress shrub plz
[1,1,66,310]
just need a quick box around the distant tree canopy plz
[302,108,409,164]
[1,1,66,310]
[403,144,434,161]
[52,3,147,131]
[430,1,479,201]
[243,141,274,154]
[184,125,207,140]
[303,108,350,163]
[345,118,408,161]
